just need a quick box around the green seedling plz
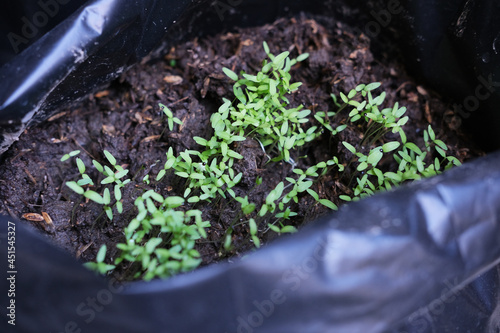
[62,42,462,281]
[63,149,130,220]
[160,103,183,131]
[83,245,115,275]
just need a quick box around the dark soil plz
[0,14,483,281]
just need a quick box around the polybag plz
[1,0,500,332]
[2,151,500,332]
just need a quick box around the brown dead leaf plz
[95,90,109,98]
[50,138,68,144]
[407,92,419,103]
[48,111,68,122]
[141,135,161,143]
[22,213,44,222]
[163,75,183,85]
[305,19,319,33]
[416,86,428,96]
[102,124,116,136]
[24,168,36,185]
[42,212,54,226]
[241,39,253,46]
[349,48,366,59]
[201,77,210,98]
[444,110,462,130]
[76,242,93,259]
[134,112,145,124]
[424,101,432,123]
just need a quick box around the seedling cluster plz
[62,42,461,281]
[331,83,461,200]
[63,150,130,221]
[62,149,210,280]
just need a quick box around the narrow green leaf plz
[221,142,228,157]
[296,53,309,62]
[268,224,281,233]
[382,141,400,153]
[263,41,270,54]
[319,199,338,210]
[227,150,243,159]
[92,160,104,173]
[115,169,129,179]
[259,205,268,217]
[84,190,104,204]
[164,196,184,207]
[416,155,424,172]
[66,181,84,195]
[306,189,319,201]
[146,238,163,254]
[164,157,176,170]
[280,225,297,233]
[156,169,166,181]
[193,136,208,146]
[252,235,261,248]
[249,219,257,235]
[365,82,381,91]
[175,172,190,178]
[96,245,107,263]
[160,103,173,117]
[269,80,276,95]
[222,67,238,81]
[367,149,383,166]
[103,150,116,166]
[434,157,441,171]
[104,206,113,220]
[77,177,93,186]
[103,188,111,205]
[428,125,436,140]
[340,92,348,103]
[149,191,164,203]
[404,142,422,155]
[242,203,255,215]
[284,136,296,150]
[339,195,351,201]
[190,173,206,180]
[76,158,86,174]
[357,162,368,171]
[435,146,446,158]
[342,141,356,154]
[281,121,288,136]
[101,176,115,185]
[116,201,123,214]
[273,51,289,67]
[434,139,448,151]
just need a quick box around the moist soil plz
[0,14,483,281]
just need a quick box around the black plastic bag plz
[1,1,500,332]
[2,151,500,332]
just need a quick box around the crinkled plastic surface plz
[1,1,500,332]
[1,151,500,332]
[0,0,193,154]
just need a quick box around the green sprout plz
[63,149,130,220]
[160,103,183,131]
[61,41,462,281]
[83,245,115,275]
